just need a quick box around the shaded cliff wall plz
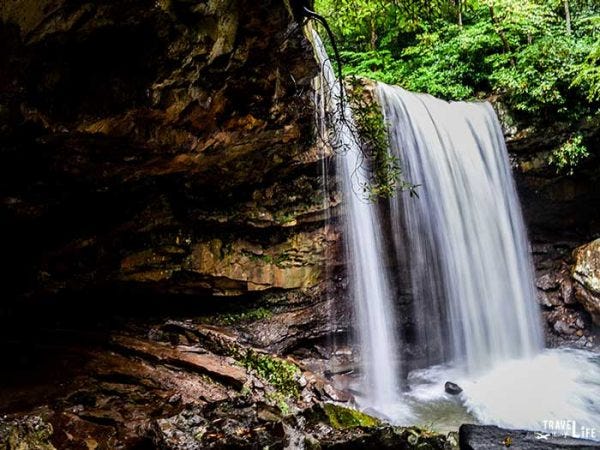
[0,0,347,349]
[507,117,600,347]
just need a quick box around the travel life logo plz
[537,420,597,440]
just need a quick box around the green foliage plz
[316,0,600,122]
[393,20,502,100]
[573,42,600,101]
[549,133,590,174]
[265,392,291,415]
[347,77,418,200]
[489,34,593,117]
[241,351,301,399]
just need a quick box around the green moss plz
[274,211,297,225]
[0,417,56,450]
[216,307,273,325]
[266,391,291,415]
[322,403,381,429]
[241,350,300,399]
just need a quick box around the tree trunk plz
[564,0,572,34]
[370,16,377,50]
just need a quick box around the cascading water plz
[312,33,402,412]
[377,84,543,372]
[309,29,598,435]
[376,83,600,434]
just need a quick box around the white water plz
[405,349,600,436]
[377,84,544,372]
[375,83,600,436]
[312,33,402,411]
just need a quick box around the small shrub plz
[549,133,590,175]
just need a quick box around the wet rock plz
[111,335,248,388]
[0,415,56,450]
[537,273,559,291]
[322,384,353,402]
[553,320,576,335]
[149,400,285,449]
[538,290,562,307]
[545,305,590,341]
[445,381,463,395]
[560,278,576,305]
[149,401,450,449]
[572,239,600,324]
[241,288,351,353]
[459,424,600,449]
[536,290,554,307]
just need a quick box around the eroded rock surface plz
[0,317,354,449]
[150,402,451,450]
[0,0,341,303]
[572,239,600,325]
[504,111,600,344]
[0,416,56,450]
[532,242,597,348]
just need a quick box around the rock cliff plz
[506,115,600,347]
[0,2,356,447]
[0,0,351,351]
[0,0,337,302]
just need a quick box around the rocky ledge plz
[0,314,453,449]
[0,0,343,305]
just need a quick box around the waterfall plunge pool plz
[353,348,600,439]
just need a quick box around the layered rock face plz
[0,0,345,319]
[507,117,600,346]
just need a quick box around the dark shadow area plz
[0,288,261,413]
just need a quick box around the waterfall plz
[377,84,544,373]
[310,36,599,433]
[312,34,401,410]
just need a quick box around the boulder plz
[445,381,463,395]
[572,239,600,324]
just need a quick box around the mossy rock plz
[0,416,56,450]
[322,404,381,430]
[240,351,300,399]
